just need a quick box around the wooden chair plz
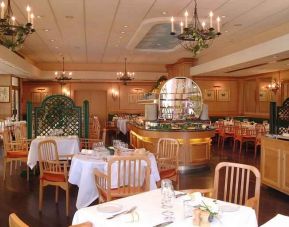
[156,138,179,189]
[2,129,29,182]
[68,222,92,227]
[181,162,261,217]
[80,134,106,150]
[214,162,260,217]
[38,140,70,216]
[254,124,266,158]
[218,125,235,151]
[9,213,29,227]
[94,155,151,202]
[233,126,256,153]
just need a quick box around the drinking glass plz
[161,179,175,221]
[183,200,195,218]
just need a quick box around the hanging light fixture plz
[267,72,281,94]
[117,57,135,85]
[55,57,72,85]
[170,0,221,55]
[0,0,35,51]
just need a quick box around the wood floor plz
[0,142,289,227]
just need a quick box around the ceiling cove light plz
[117,57,135,85]
[0,0,35,51]
[170,0,221,55]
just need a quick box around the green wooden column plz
[26,101,33,139]
[83,100,89,138]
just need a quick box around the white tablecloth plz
[27,136,80,169]
[117,119,129,134]
[69,152,160,209]
[260,214,289,227]
[72,189,258,227]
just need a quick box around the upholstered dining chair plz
[38,140,70,216]
[183,162,260,217]
[94,155,151,202]
[2,129,29,182]
[9,213,29,227]
[156,138,180,189]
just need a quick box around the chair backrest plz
[156,138,179,171]
[38,140,64,177]
[9,213,29,227]
[213,162,260,216]
[93,116,101,139]
[95,155,151,201]
[80,136,106,150]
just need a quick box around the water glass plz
[161,179,175,221]
[183,200,195,218]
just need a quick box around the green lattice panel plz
[277,98,289,134]
[35,95,82,137]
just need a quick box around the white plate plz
[97,203,123,213]
[219,204,240,212]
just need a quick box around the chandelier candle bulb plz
[11,16,15,26]
[31,13,34,25]
[184,11,188,28]
[180,21,184,33]
[1,2,4,19]
[170,16,175,34]
[202,21,206,30]
[26,5,31,23]
[216,17,220,33]
[209,11,213,28]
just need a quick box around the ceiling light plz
[43,29,49,32]
[117,58,135,85]
[36,15,43,19]
[55,46,59,49]
[157,43,161,46]
[162,11,167,15]
[121,31,125,34]
[50,39,55,42]
[170,0,221,55]
[123,25,128,28]
[119,36,123,39]
[0,0,35,51]
[221,15,226,18]
[55,57,72,85]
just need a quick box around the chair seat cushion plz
[41,173,66,182]
[7,150,27,158]
[160,168,177,179]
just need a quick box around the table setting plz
[72,179,257,227]
[69,142,160,209]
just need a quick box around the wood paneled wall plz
[21,81,154,124]
[0,75,12,119]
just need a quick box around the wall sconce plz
[112,89,118,100]
[266,72,281,94]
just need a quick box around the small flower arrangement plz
[198,200,219,222]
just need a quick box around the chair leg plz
[10,161,13,175]
[39,181,44,212]
[66,185,69,216]
[222,137,225,151]
[26,165,29,181]
[3,159,7,182]
[55,186,59,203]
[233,139,236,152]
[239,141,243,153]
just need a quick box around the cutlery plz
[175,193,186,198]
[153,221,173,227]
[106,206,137,219]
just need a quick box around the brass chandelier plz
[0,0,35,51]
[170,0,221,55]
[117,57,135,85]
[55,57,72,85]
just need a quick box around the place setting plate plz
[97,203,123,213]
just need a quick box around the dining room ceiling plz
[5,0,289,77]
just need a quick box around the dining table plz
[260,214,289,227]
[27,135,80,169]
[72,189,258,227]
[68,150,160,209]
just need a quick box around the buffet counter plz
[128,123,215,171]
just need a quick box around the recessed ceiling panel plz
[136,23,179,50]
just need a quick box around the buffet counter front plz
[128,123,215,171]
